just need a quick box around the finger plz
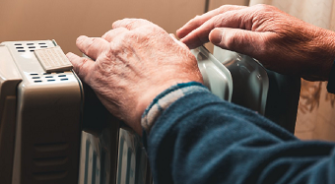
[112,18,153,30]
[180,9,250,49]
[176,5,246,39]
[169,33,189,50]
[76,36,109,60]
[209,27,273,59]
[102,27,129,42]
[66,52,95,83]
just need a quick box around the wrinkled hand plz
[177,4,335,81]
[66,19,202,135]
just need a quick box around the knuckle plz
[253,4,273,12]
[112,20,121,28]
[251,4,277,22]
[120,32,130,41]
[91,37,99,45]
[126,19,150,29]
[75,58,89,76]
[73,65,80,75]
[128,31,139,39]
[76,38,82,46]
[109,34,129,53]
[113,18,133,28]
[150,25,166,34]
[112,19,123,28]
[190,15,203,27]
[254,4,267,10]
[193,15,201,20]
[130,31,148,43]
[218,5,227,12]
[76,36,87,49]
[98,56,112,70]
[218,4,233,13]
[86,38,98,54]
[140,19,153,26]
[84,39,94,49]
[187,15,201,26]
[224,34,236,49]
[225,38,234,49]
[125,21,136,29]
[212,14,224,27]
[137,18,150,24]
[102,30,113,39]
[82,58,91,68]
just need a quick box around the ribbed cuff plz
[141,81,208,134]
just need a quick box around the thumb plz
[66,52,95,83]
[209,28,268,57]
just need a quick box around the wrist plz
[316,29,335,81]
[140,81,207,135]
[133,79,203,135]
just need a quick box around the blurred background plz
[0,0,247,55]
[2,0,335,141]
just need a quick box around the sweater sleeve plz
[142,82,335,184]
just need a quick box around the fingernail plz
[180,38,196,49]
[112,20,121,28]
[210,29,223,44]
[76,35,86,43]
[66,52,75,59]
[176,29,184,39]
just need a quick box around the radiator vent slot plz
[34,142,68,152]
[14,42,48,52]
[15,43,26,52]
[34,156,68,167]
[33,170,68,181]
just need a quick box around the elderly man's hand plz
[66,19,203,135]
[177,4,335,81]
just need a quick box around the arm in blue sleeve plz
[143,83,335,184]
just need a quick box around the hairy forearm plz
[314,29,335,81]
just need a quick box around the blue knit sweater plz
[141,82,335,184]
